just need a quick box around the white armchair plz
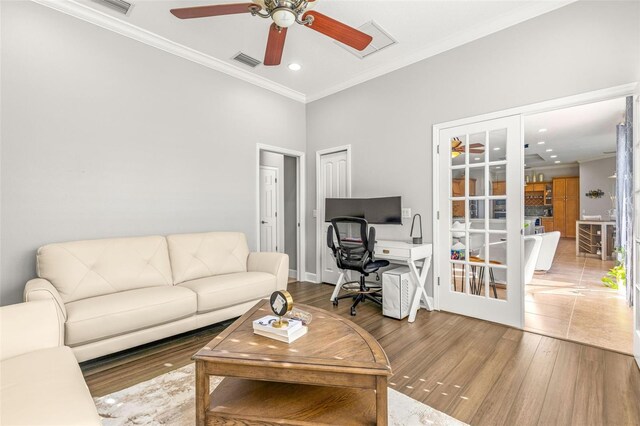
[0,300,101,425]
[534,231,561,272]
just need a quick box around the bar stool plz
[468,256,500,298]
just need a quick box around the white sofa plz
[0,299,101,425]
[24,232,288,362]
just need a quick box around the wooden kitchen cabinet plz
[492,181,506,196]
[553,177,579,238]
[541,217,554,232]
[452,178,476,218]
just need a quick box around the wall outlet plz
[402,208,412,218]
[312,209,317,218]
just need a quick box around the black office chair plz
[327,217,390,316]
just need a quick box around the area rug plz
[94,364,467,425]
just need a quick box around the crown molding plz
[305,1,577,103]
[577,153,617,164]
[31,0,307,103]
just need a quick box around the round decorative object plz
[269,290,293,328]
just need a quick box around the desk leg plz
[408,256,433,323]
[376,375,388,426]
[329,272,346,302]
[195,360,209,426]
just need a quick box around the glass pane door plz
[438,115,523,328]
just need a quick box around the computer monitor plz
[325,197,402,225]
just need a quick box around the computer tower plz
[382,266,415,320]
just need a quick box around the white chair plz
[474,235,541,290]
[534,231,561,272]
[524,235,543,284]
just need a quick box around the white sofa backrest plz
[167,232,249,284]
[37,236,173,303]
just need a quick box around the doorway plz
[522,97,634,354]
[433,84,637,341]
[256,144,306,282]
[316,146,351,284]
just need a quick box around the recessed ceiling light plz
[539,128,547,133]
[493,147,500,151]
[554,160,561,164]
[550,155,558,158]
[474,157,480,161]
[546,148,553,152]
[537,141,546,145]
[288,63,302,71]
[496,166,501,169]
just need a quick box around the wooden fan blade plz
[451,138,462,148]
[302,11,372,51]
[264,23,287,66]
[170,3,257,19]
[469,143,485,148]
[469,149,485,153]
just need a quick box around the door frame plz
[432,82,638,329]
[258,165,280,252]
[633,92,640,369]
[315,145,352,284]
[256,144,306,283]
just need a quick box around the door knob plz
[261,221,267,224]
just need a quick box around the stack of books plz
[252,315,308,343]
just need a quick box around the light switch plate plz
[402,208,411,218]
[313,209,317,218]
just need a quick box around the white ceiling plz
[44,0,572,102]
[523,97,627,168]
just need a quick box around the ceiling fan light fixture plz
[288,63,302,71]
[272,8,296,27]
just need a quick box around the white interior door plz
[319,150,350,284]
[260,166,278,252]
[437,115,524,328]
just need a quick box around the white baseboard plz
[288,269,297,278]
[304,272,319,283]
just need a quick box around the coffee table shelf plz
[207,377,377,425]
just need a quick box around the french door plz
[437,115,524,328]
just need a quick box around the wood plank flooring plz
[81,281,640,426]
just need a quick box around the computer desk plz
[329,239,433,323]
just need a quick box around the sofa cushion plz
[65,286,196,346]
[0,346,101,425]
[167,232,250,284]
[179,272,276,313]
[37,236,173,303]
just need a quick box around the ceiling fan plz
[170,0,373,66]
[451,137,485,158]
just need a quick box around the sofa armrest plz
[0,300,63,361]
[247,252,289,291]
[24,278,67,321]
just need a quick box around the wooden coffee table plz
[193,299,392,425]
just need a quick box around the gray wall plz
[0,1,305,305]
[580,156,617,219]
[306,0,640,293]
[284,156,297,270]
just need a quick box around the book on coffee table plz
[253,326,308,343]
[253,315,302,336]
